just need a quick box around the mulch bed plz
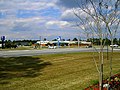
[84,73,120,90]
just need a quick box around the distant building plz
[36,40,92,47]
[36,41,49,46]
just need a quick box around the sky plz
[0,0,80,40]
[0,0,120,40]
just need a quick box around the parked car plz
[48,45,57,49]
[110,44,118,48]
[86,45,92,48]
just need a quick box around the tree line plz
[0,40,37,48]
[1,38,120,48]
[87,38,120,45]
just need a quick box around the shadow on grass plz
[0,56,51,84]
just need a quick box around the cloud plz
[0,0,58,19]
[61,8,88,22]
[61,9,77,21]
[57,0,101,9]
[0,0,54,10]
[56,0,78,8]
[57,0,120,38]
[0,0,63,40]
[1,0,119,40]
[46,20,70,29]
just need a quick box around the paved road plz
[0,48,120,57]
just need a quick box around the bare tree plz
[73,0,120,89]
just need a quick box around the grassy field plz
[0,52,120,90]
[0,46,33,51]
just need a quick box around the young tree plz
[72,37,78,41]
[73,0,120,89]
[43,38,47,41]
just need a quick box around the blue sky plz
[0,0,81,40]
[0,0,120,40]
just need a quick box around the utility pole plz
[39,36,42,49]
[78,36,81,48]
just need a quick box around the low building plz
[36,41,49,46]
[36,40,91,47]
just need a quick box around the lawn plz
[0,52,120,90]
[0,46,34,51]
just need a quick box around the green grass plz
[0,46,33,51]
[0,52,120,90]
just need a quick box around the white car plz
[110,44,118,48]
[48,45,57,49]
